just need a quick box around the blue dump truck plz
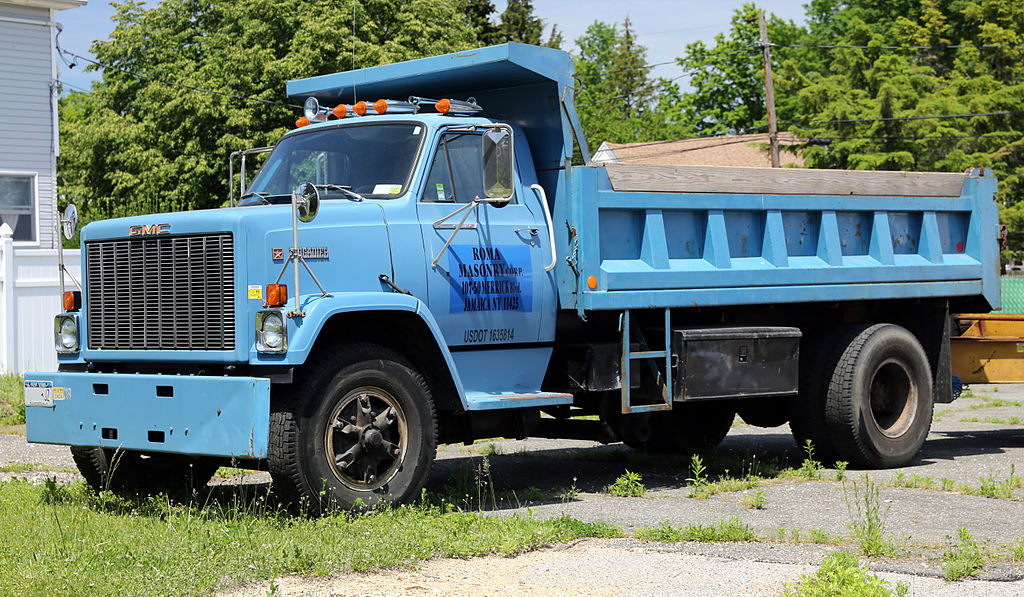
[25,43,1001,510]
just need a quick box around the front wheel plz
[268,344,437,512]
[823,324,933,468]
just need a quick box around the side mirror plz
[61,204,78,240]
[294,182,319,223]
[481,127,514,201]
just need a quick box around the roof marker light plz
[295,116,310,128]
[373,99,388,114]
[409,96,482,115]
[332,104,348,119]
[371,99,419,115]
[353,101,367,116]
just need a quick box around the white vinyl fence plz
[0,224,81,373]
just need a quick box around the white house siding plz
[0,2,55,248]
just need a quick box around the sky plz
[54,0,811,94]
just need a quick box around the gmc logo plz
[129,223,171,236]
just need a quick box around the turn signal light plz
[435,98,451,114]
[63,290,81,311]
[266,284,288,307]
[353,101,367,116]
[295,116,310,128]
[332,104,348,118]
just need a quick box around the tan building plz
[592,132,805,168]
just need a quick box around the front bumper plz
[24,372,270,459]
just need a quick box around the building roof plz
[2,0,86,10]
[593,132,805,168]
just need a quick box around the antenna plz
[351,0,357,104]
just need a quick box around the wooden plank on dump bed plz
[595,163,967,197]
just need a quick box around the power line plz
[770,41,1024,51]
[54,41,301,109]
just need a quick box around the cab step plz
[465,391,573,411]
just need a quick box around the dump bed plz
[556,163,1000,315]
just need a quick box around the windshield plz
[245,123,424,199]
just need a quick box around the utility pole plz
[758,10,780,168]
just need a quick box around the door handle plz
[530,184,557,272]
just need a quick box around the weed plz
[960,416,980,422]
[0,373,25,427]
[783,551,908,597]
[809,529,839,544]
[966,398,1021,409]
[844,475,896,556]
[606,470,646,497]
[0,462,76,474]
[741,490,767,510]
[1011,538,1024,561]
[797,440,824,481]
[477,442,498,456]
[686,454,707,488]
[942,527,985,580]
[834,461,848,482]
[690,475,762,499]
[889,472,935,490]
[266,580,280,597]
[977,466,1022,499]
[560,477,580,502]
[941,478,956,492]
[961,389,975,398]
[637,517,754,543]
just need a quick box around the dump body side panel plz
[557,165,1000,315]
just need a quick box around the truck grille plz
[85,234,236,350]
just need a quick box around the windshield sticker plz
[373,183,403,195]
[448,245,532,314]
[248,285,263,300]
[412,126,422,135]
[435,183,446,202]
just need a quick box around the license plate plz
[24,380,54,408]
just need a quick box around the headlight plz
[256,309,287,353]
[54,314,79,353]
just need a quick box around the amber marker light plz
[295,116,310,128]
[63,290,81,311]
[332,104,347,118]
[373,99,388,114]
[266,284,288,307]
[587,275,598,290]
[353,101,367,116]
[435,98,451,114]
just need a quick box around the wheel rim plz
[324,386,408,491]
[868,358,918,438]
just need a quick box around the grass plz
[636,517,755,543]
[0,479,620,596]
[0,373,25,427]
[782,551,908,597]
[605,470,646,497]
[942,527,985,580]
[0,462,76,474]
[740,489,766,509]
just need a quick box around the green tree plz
[58,0,477,233]
[573,18,689,147]
[498,0,543,45]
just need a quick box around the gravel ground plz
[221,539,1024,597]
[5,383,1024,596]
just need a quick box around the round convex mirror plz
[62,204,78,240]
[295,182,320,223]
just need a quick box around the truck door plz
[416,128,554,350]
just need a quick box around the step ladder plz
[620,308,673,414]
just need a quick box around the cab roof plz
[285,43,588,172]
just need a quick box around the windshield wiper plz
[316,183,364,202]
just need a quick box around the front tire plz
[823,324,933,468]
[268,343,437,512]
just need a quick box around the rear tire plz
[70,447,217,495]
[268,343,437,512]
[823,324,933,468]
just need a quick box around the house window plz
[0,174,35,242]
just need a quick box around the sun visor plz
[286,43,587,171]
